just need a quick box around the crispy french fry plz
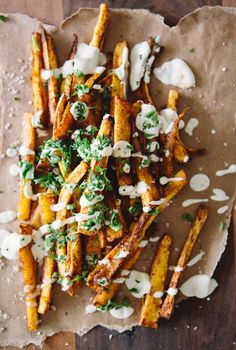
[85,235,102,270]
[31,32,48,126]
[131,102,160,208]
[89,3,109,50]
[167,89,179,110]
[65,222,82,296]
[17,112,36,221]
[19,224,39,331]
[139,234,172,328]
[111,41,128,101]
[105,192,128,242]
[160,204,209,319]
[38,192,57,314]
[92,246,143,306]
[78,116,113,236]
[60,34,78,96]
[41,28,59,125]
[30,205,42,230]
[162,110,186,178]
[87,170,187,292]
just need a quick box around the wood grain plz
[0,1,235,350]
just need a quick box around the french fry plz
[85,235,102,270]
[160,204,209,319]
[92,246,143,306]
[89,3,109,50]
[65,222,82,296]
[131,102,160,208]
[17,112,36,221]
[167,89,179,110]
[162,110,186,178]
[111,41,128,102]
[78,116,113,236]
[19,224,39,331]
[139,234,172,328]
[38,192,57,314]
[30,205,42,230]
[87,170,187,292]
[31,32,48,126]
[41,28,59,125]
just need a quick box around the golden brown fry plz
[60,34,78,96]
[38,192,57,314]
[167,89,179,110]
[85,235,102,270]
[131,102,160,208]
[65,222,82,296]
[105,192,128,242]
[162,110,186,178]
[87,170,187,292]
[31,32,48,126]
[139,234,172,328]
[78,116,113,236]
[111,41,128,101]
[89,3,109,50]
[30,205,42,230]
[17,112,36,221]
[92,247,143,306]
[41,28,59,125]
[52,101,74,140]
[19,224,39,331]
[160,204,209,319]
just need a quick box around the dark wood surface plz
[1,1,236,349]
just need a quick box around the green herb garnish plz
[128,199,142,216]
[18,160,34,182]
[129,288,139,293]
[219,222,225,231]
[0,15,7,22]
[108,210,122,232]
[73,83,89,97]
[96,298,130,312]
[181,213,193,223]
[33,172,65,194]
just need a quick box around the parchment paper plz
[0,6,236,347]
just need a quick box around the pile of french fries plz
[17,3,208,331]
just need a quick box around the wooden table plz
[1,1,236,349]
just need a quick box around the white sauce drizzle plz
[0,210,17,224]
[167,287,178,296]
[85,304,97,314]
[210,188,229,202]
[113,46,129,97]
[119,181,149,199]
[79,193,103,207]
[23,181,38,201]
[6,147,18,158]
[136,104,159,138]
[115,250,129,259]
[159,108,178,134]
[179,274,218,298]
[217,205,228,214]
[110,306,134,319]
[153,291,164,298]
[187,250,205,267]
[31,230,45,264]
[130,41,151,91]
[0,230,32,260]
[185,118,199,136]
[113,277,126,284]
[160,176,184,185]
[19,145,35,157]
[182,198,208,207]
[50,202,66,212]
[138,240,149,248]
[154,58,195,89]
[112,141,132,158]
[144,55,155,84]
[216,164,236,176]
[189,174,210,192]
[70,101,89,121]
[125,270,151,298]
[31,111,43,128]
[9,163,20,176]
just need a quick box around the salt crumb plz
[186,325,190,329]
[51,305,57,311]
[222,67,227,72]
[211,129,216,134]
[223,142,227,147]
[198,305,202,309]
[193,326,198,331]
[5,123,11,130]
[109,334,113,340]
[206,297,210,301]
[65,343,69,346]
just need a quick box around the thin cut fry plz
[92,247,143,306]
[41,28,59,125]
[139,234,172,328]
[111,41,128,101]
[89,3,109,50]
[160,204,209,319]
[19,224,39,331]
[17,112,36,221]
[38,192,57,314]
[31,32,48,126]
[87,170,187,292]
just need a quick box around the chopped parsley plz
[71,101,88,122]
[18,160,34,182]
[147,208,160,216]
[82,203,108,231]
[181,213,193,223]
[74,70,84,78]
[108,210,122,232]
[129,287,139,293]
[13,96,20,101]
[97,277,108,286]
[33,172,65,194]
[189,48,195,53]
[96,298,130,312]
[40,139,72,173]
[88,166,112,192]
[91,135,112,161]
[86,253,98,267]
[0,15,7,22]
[73,83,89,98]
[72,136,92,163]
[219,222,225,231]
[128,199,142,216]
[140,157,151,169]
